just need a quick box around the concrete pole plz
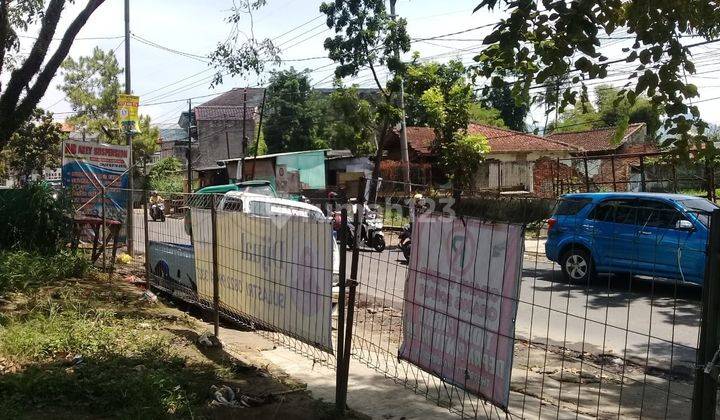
[389,0,411,193]
[124,0,134,256]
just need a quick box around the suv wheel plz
[560,249,594,283]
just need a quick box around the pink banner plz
[398,215,523,409]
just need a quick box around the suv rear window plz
[554,198,592,216]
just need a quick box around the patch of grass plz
[0,251,90,295]
[0,285,218,419]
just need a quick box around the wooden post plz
[583,156,590,192]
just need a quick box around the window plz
[680,198,717,227]
[554,198,592,216]
[223,197,243,212]
[637,200,682,229]
[589,199,637,224]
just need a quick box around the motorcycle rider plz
[149,191,165,221]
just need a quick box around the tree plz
[317,83,378,155]
[58,46,122,142]
[551,85,662,138]
[419,80,489,193]
[0,0,106,147]
[321,0,410,188]
[481,80,528,131]
[402,58,469,126]
[209,0,280,86]
[133,115,160,165]
[468,104,507,128]
[147,157,183,193]
[263,68,321,154]
[473,0,720,155]
[2,108,64,181]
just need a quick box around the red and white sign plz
[398,215,523,409]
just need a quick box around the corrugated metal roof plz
[219,149,332,163]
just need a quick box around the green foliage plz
[263,68,323,153]
[0,285,216,418]
[481,80,528,131]
[2,108,64,180]
[247,125,268,157]
[147,157,184,194]
[320,0,410,84]
[316,83,378,155]
[473,0,719,155]
[209,0,279,86]
[132,115,160,164]
[454,196,555,224]
[439,133,490,189]
[402,59,471,127]
[551,85,661,139]
[0,251,89,294]
[468,104,507,128]
[0,183,72,253]
[59,46,122,143]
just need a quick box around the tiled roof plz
[194,106,249,121]
[546,123,646,152]
[200,87,265,108]
[389,124,575,156]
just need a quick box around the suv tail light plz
[547,218,557,232]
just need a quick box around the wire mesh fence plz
[92,177,720,419]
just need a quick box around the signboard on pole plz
[191,209,334,352]
[117,94,140,130]
[398,215,523,409]
[61,140,130,221]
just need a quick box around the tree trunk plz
[0,0,106,147]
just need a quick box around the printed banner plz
[117,94,140,128]
[192,209,334,352]
[61,140,130,221]
[398,215,523,409]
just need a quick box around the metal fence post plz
[639,155,646,192]
[583,156,590,192]
[610,155,617,191]
[211,194,220,338]
[101,185,106,272]
[335,208,349,415]
[142,169,150,283]
[692,209,720,419]
[337,178,366,413]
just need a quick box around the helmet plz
[413,193,423,200]
[151,191,157,196]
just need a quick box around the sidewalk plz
[524,237,547,257]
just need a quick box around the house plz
[159,127,193,163]
[178,87,265,171]
[383,123,576,194]
[217,149,329,195]
[546,123,659,192]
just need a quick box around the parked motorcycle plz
[150,203,166,222]
[399,223,412,262]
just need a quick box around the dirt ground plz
[0,260,367,420]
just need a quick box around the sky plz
[18,0,720,131]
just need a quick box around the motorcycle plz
[150,203,166,222]
[399,223,412,262]
[337,207,386,252]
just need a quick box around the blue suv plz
[545,193,716,285]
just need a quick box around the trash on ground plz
[139,290,157,304]
[197,332,221,347]
[210,385,237,407]
[116,253,133,265]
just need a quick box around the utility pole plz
[124,0,134,256]
[389,0,411,193]
[240,87,248,182]
[186,99,193,192]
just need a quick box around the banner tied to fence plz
[61,140,130,221]
[399,215,523,409]
[192,209,334,352]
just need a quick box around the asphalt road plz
[132,214,701,373]
[354,232,701,373]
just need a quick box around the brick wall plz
[533,157,581,198]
